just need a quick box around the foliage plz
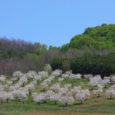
[68,24,115,50]
[51,52,115,76]
[0,24,115,75]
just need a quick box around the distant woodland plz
[0,24,115,76]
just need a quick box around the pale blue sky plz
[0,0,115,46]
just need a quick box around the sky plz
[0,0,115,47]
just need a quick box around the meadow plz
[0,98,115,115]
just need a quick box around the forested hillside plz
[61,24,115,51]
[0,24,115,76]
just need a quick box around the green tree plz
[34,43,47,55]
[70,35,95,49]
[62,59,70,72]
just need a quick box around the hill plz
[0,24,115,75]
[61,24,115,51]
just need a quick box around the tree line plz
[0,24,115,75]
[51,52,115,77]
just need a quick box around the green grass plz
[0,96,115,115]
[61,78,89,88]
[24,78,34,86]
[48,76,60,87]
[32,77,50,92]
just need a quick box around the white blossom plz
[75,90,86,103]
[71,74,82,79]
[59,95,74,105]
[0,75,6,81]
[93,88,103,97]
[44,64,52,73]
[50,83,61,92]
[58,78,64,82]
[106,89,115,99]
[110,76,115,84]
[13,71,23,78]
[49,93,61,104]
[32,92,47,103]
[83,74,93,80]
[51,69,62,77]
[38,71,48,78]
[26,71,37,79]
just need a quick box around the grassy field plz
[0,96,115,115]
